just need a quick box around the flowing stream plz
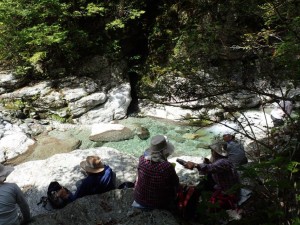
[10,108,273,166]
[48,116,235,159]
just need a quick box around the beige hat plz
[0,164,14,182]
[209,142,228,157]
[145,135,174,156]
[80,156,105,173]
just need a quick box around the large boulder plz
[6,147,138,217]
[77,83,132,124]
[6,147,202,217]
[89,123,135,142]
[0,117,35,162]
[28,189,181,225]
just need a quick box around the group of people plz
[132,134,247,212]
[0,133,248,224]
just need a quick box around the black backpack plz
[38,181,70,209]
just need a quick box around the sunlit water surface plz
[92,116,225,158]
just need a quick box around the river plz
[48,116,237,158]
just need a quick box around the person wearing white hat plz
[271,100,293,127]
[133,135,179,209]
[0,164,31,225]
[222,133,248,167]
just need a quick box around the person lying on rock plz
[57,156,116,201]
[184,142,241,211]
[222,133,248,167]
[132,135,179,210]
[0,163,31,225]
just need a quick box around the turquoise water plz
[99,116,217,158]
[46,116,226,160]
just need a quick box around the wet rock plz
[135,126,150,140]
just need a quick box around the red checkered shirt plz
[134,156,179,208]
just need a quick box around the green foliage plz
[106,19,125,30]
[50,113,67,123]
[0,0,146,77]
[29,52,47,65]
[86,3,106,16]
[2,99,25,110]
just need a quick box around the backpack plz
[208,190,238,212]
[39,181,70,209]
[176,185,200,219]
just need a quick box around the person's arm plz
[71,177,91,200]
[201,159,232,174]
[57,187,74,202]
[168,164,179,186]
[14,184,31,224]
[184,161,197,170]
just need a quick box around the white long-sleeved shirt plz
[0,182,31,225]
[271,100,293,120]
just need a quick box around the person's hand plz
[184,161,196,170]
[57,187,69,199]
[203,158,211,164]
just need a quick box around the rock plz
[0,132,35,162]
[23,133,82,162]
[78,83,132,124]
[138,100,199,121]
[0,77,131,124]
[182,133,200,140]
[28,189,181,225]
[0,81,52,99]
[89,123,135,142]
[69,92,107,117]
[0,71,26,91]
[6,147,138,217]
[233,92,262,109]
[135,126,150,140]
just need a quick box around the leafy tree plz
[0,0,146,78]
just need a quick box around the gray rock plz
[69,92,107,117]
[89,123,135,142]
[6,147,138,216]
[0,131,35,162]
[29,189,181,225]
[135,126,150,140]
[78,83,132,124]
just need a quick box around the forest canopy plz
[0,0,299,85]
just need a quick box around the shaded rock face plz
[29,189,181,225]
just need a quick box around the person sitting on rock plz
[133,135,179,210]
[222,133,248,167]
[270,100,293,127]
[184,143,241,211]
[58,155,116,201]
[0,163,31,225]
